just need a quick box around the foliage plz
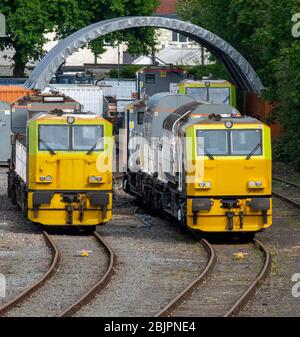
[177,0,300,170]
[108,65,143,79]
[0,0,54,76]
[185,63,230,81]
[272,41,300,170]
[0,0,159,76]
[51,0,159,59]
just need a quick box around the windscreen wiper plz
[223,96,230,104]
[39,138,56,155]
[246,143,261,160]
[199,144,215,160]
[86,142,98,155]
[205,149,215,161]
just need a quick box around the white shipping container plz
[16,141,27,183]
[45,85,104,115]
[97,79,136,100]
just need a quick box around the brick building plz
[155,0,177,14]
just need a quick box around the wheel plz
[22,197,28,217]
[7,184,11,199]
[7,174,12,199]
[123,177,130,193]
[178,202,187,227]
[11,186,17,205]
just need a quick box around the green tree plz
[178,0,300,169]
[273,41,300,170]
[109,65,143,79]
[0,0,55,77]
[0,0,159,77]
[50,0,159,63]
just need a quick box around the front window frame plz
[38,124,104,152]
[196,129,263,157]
[196,129,229,156]
[38,124,70,151]
[186,86,231,104]
[72,125,104,151]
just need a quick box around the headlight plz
[248,180,264,189]
[205,181,211,188]
[249,181,256,188]
[89,176,103,183]
[225,121,233,128]
[67,116,75,124]
[39,175,52,183]
[198,181,211,189]
[256,181,262,187]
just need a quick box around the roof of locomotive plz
[29,112,109,123]
[163,102,201,131]
[184,115,264,131]
[163,103,241,131]
[191,104,240,116]
[14,92,78,105]
[147,92,195,112]
[177,79,233,86]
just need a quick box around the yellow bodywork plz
[26,114,113,226]
[177,79,237,107]
[185,121,272,232]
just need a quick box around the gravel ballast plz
[241,195,300,316]
[5,234,108,317]
[75,188,207,317]
[0,167,51,308]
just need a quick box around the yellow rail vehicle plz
[8,113,113,228]
[177,79,237,107]
[185,117,272,232]
[124,93,272,236]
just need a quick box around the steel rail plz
[59,231,116,317]
[0,231,61,316]
[156,238,216,317]
[272,176,300,209]
[156,237,271,318]
[273,176,300,189]
[224,239,271,317]
[272,192,300,209]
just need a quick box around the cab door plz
[0,103,11,164]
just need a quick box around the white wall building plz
[0,28,209,76]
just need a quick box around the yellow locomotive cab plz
[8,112,113,227]
[185,119,272,232]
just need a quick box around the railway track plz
[0,231,115,317]
[0,231,60,316]
[273,176,300,209]
[157,238,271,317]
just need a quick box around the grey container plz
[0,100,12,164]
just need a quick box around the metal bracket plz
[239,211,244,229]
[66,205,73,225]
[225,211,234,231]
